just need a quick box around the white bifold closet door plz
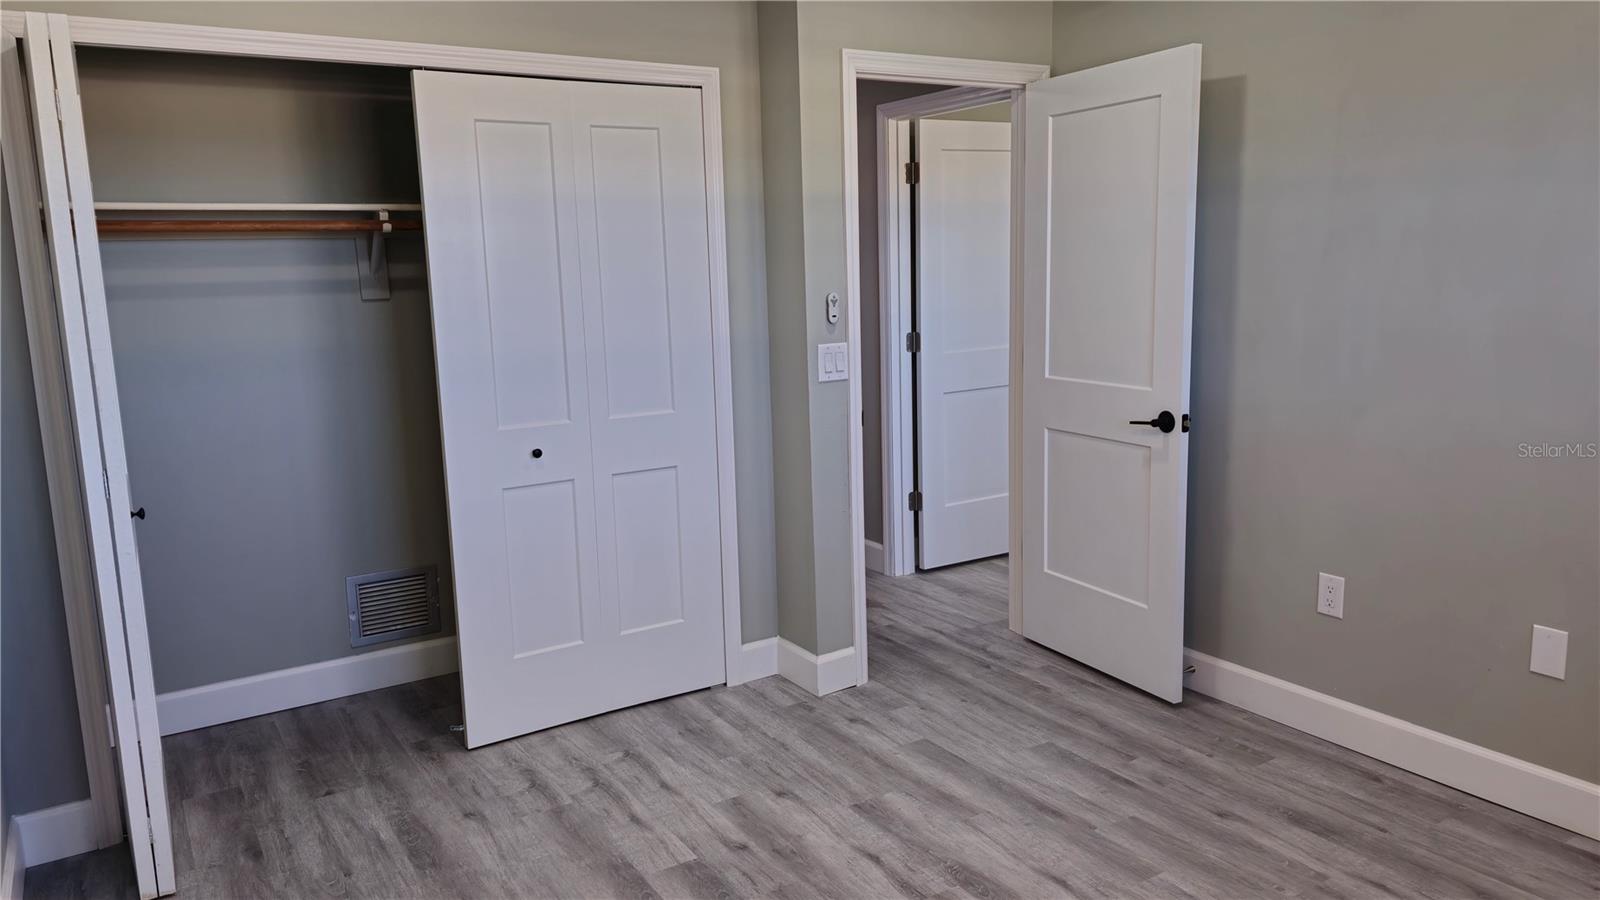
[413,71,726,748]
[915,119,1012,570]
[13,13,176,897]
[1019,45,1201,703]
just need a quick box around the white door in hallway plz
[1019,45,1201,702]
[915,119,1013,570]
[413,71,726,748]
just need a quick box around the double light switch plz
[817,342,849,382]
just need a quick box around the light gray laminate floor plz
[25,558,1600,898]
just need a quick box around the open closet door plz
[18,13,176,897]
[1019,45,1200,703]
[413,71,727,748]
[915,119,1012,570]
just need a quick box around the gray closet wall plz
[80,48,455,695]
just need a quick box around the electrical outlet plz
[1317,573,1345,619]
[1530,625,1568,680]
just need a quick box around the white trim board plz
[864,540,886,575]
[731,638,779,685]
[3,819,23,900]
[156,638,459,736]
[160,634,777,738]
[1184,649,1600,840]
[12,800,98,870]
[777,639,858,697]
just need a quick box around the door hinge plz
[904,161,920,185]
[905,331,921,353]
[105,704,115,747]
[53,89,63,122]
[908,490,923,512]
[102,469,111,501]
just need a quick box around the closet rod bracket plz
[357,209,392,302]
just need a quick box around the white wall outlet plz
[1530,625,1568,680]
[1316,573,1344,619]
[817,341,849,383]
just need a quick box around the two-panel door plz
[413,71,726,748]
[1019,45,1201,703]
[915,118,1013,570]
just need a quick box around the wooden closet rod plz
[96,218,423,235]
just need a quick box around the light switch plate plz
[1530,625,1568,680]
[817,342,849,382]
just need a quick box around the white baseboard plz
[3,817,24,900]
[777,638,858,697]
[157,636,459,736]
[12,799,97,869]
[729,637,778,685]
[1184,649,1600,840]
[864,539,886,575]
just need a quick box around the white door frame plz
[875,86,1013,578]
[0,7,748,874]
[842,50,1050,686]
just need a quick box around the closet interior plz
[77,46,453,702]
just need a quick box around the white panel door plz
[1020,45,1201,702]
[17,14,176,897]
[413,71,726,748]
[915,119,1012,569]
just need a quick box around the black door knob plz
[1129,410,1177,434]
[131,507,146,520]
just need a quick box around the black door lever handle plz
[1129,410,1177,434]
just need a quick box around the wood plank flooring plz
[26,558,1600,898]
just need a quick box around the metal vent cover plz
[346,565,441,648]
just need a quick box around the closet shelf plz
[96,218,422,235]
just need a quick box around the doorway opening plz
[839,53,1048,689]
[863,83,1015,578]
[844,48,1202,701]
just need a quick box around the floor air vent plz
[346,565,441,648]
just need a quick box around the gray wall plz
[2,174,93,816]
[1055,1,1599,781]
[82,50,452,695]
[756,1,819,651]
[857,80,950,546]
[3,0,779,815]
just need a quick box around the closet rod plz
[94,202,423,212]
[96,219,422,235]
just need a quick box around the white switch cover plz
[1530,625,1568,680]
[1316,573,1344,619]
[817,342,849,382]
